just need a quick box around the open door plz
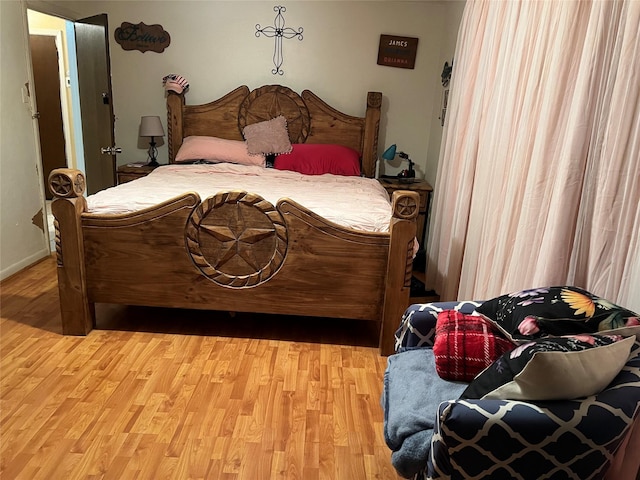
[74,14,117,194]
[29,34,68,200]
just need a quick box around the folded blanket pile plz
[382,348,467,478]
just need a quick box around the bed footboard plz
[380,191,419,355]
[48,169,94,334]
[48,168,417,355]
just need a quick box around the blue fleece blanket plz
[382,348,467,478]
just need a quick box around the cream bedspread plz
[87,164,394,233]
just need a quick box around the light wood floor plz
[1,256,402,479]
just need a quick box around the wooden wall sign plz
[115,22,171,53]
[377,34,419,69]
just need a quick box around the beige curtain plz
[426,0,640,308]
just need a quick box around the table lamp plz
[139,116,165,167]
[382,144,416,182]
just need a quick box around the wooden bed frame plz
[48,84,418,356]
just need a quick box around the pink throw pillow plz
[242,116,293,155]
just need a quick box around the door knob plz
[100,146,122,155]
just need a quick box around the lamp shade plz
[382,144,397,161]
[139,116,165,137]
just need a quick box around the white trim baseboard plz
[0,249,50,282]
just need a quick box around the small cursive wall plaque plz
[377,34,418,69]
[115,22,171,53]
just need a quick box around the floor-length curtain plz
[425,0,640,308]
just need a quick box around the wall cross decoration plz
[255,6,303,75]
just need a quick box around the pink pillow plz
[174,136,265,166]
[275,144,361,176]
[242,116,293,155]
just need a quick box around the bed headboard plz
[166,84,382,178]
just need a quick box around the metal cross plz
[255,6,303,75]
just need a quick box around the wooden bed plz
[48,84,418,356]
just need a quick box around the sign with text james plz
[377,35,419,69]
[115,22,171,53]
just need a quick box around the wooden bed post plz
[362,91,382,178]
[48,169,94,335]
[380,190,420,356]
[166,91,185,163]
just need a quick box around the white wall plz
[426,0,465,182]
[0,0,50,280]
[63,0,464,184]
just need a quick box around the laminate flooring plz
[0,256,402,479]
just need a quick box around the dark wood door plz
[75,14,116,194]
[30,34,67,200]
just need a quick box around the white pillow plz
[460,334,634,401]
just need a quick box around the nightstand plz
[379,178,433,248]
[116,164,159,184]
[379,178,439,304]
